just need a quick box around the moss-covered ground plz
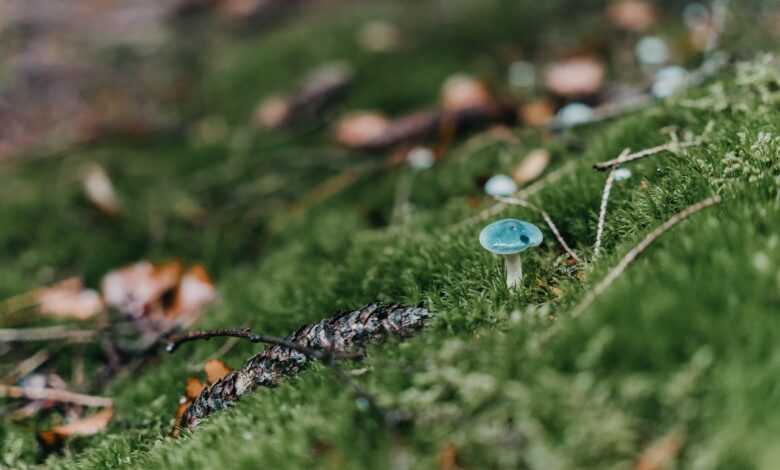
[2,1,780,468]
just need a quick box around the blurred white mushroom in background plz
[636,36,669,65]
[556,102,594,127]
[652,66,689,98]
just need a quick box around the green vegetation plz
[1,1,779,468]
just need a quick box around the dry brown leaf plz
[441,74,493,113]
[185,377,205,400]
[635,430,685,470]
[544,57,606,97]
[607,0,657,32]
[513,148,551,186]
[438,442,459,470]
[38,407,114,448]
[83,164,121,215]
[520,99,555,127]
[204,359,232,385]
[101,260,182,318]
[335,112,390,148]
[37,278,103,320]
[168,265,217,320]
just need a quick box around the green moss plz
[2,1,780,468]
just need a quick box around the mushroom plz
[484,174,517,197]
[479,218,543,289]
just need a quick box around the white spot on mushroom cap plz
[407,146,435,170]
[652,66,689,98]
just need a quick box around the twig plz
[0,384,113,408]
[166,327,362,361]
[572,195,721,317]
[496,196,581,263]
[1,349,50,385]
[0,326,97,343]
[593,141,700,171]
[594,149,629,259]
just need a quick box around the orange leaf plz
[37,277,104,320]
[635,430,685,470]
[167,265,216,319]
[185,377,205,400]
[513,148,551,186]
[204,359,232,385]
[335,112,390,148]
[441,74,493,113]
[544,57,605,97]
[438,442,459,470]
[101,260,182,318]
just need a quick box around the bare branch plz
[0,326,97,343]
[0,384,113,408]
[1,350,50,385]
[594,149,629,259]
[572,195,721,317]
[593,141,700,172]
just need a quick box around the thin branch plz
[1,349,50,385]
[0,384,113,408]
[496,196,581,263]
[0,326,97,343]
[166,328,362,360]
[572,195,721,317]
[594,149,629,259]
[593,141,700,172]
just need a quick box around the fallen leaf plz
[168,265,217,320]
[513,148,550,186]
[520,99,555,127]
[441,74,493,113]
[38,407,114,449]
[101,261,182,318]
[438,442,459,470]
[204,359,232,385]
[37,278,103,320]
[635,430,685,470]
[335,112,391,148]
[607,0,657,32]
[544,57,605,97]
[83,164,122,215]
[185,377,205,400]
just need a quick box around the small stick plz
[166,328,362,361]
[593,141,700,172]
[0,326,97,343]
[572,195,721,317]
[594,149,629,259]
[496,196,581,263]
[1,349,50,385]
[0,384,113,408]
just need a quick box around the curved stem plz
[504,254,523,289]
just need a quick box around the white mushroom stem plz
[504,254,523,289]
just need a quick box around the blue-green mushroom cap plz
[479,218,543,255]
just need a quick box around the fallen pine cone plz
[176,303,431,430]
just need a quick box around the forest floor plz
[1,1,780,468]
